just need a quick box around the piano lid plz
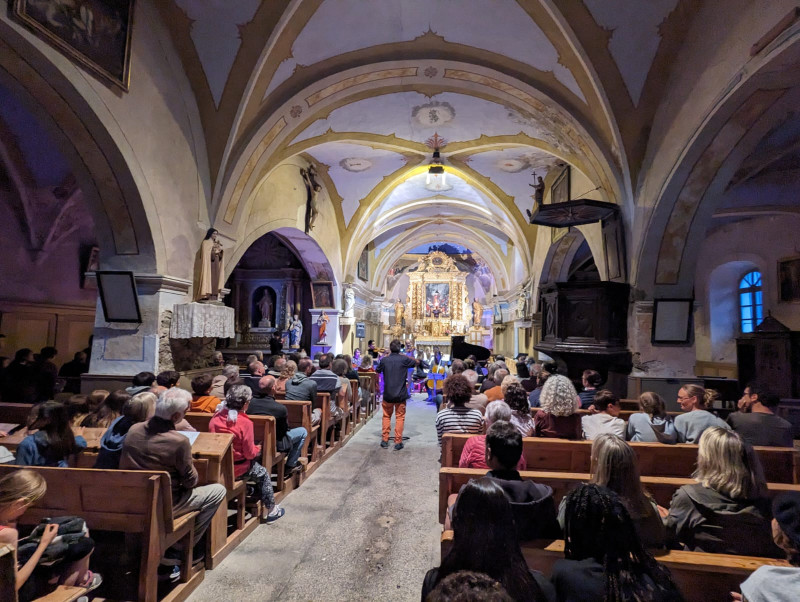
[451,335,490,362]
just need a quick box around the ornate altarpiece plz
[407,252,471,341]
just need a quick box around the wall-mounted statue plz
[289,314,303,348]
[526,174,545,224]
[472,298,483,327]
[516,290,529,320]
[394,298,405,325]
[343,286,355,318]
[195,228,225,302]
[257,290,273,327]
[301,164,322,234]
[317,310,330,344]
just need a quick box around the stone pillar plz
[87,274,192,379]
[628,300,697,378]
[309,309,342,355]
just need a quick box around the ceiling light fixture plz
[425,132,448,188]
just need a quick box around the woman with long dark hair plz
[422,477,553,601]
[15,402,87,467]
[553,484,682,601]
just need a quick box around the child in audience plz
[81,389,130,428]
[190,374,220,413]
[76,390,108,427]
[94,392,156,469]
[0,469,101,600]
[580,390,625,440]
[552,484,681,601]
[533,375,581,440]
[558,434,666,549]
[422,477,554,601]
[15,402,86,467]
[505,383,534,437]
[458,403,526,470]
[733,492,800,601]
[665,427,780,557]
[673,385,729,443]
[209,384,284,523]
[626,392,676,443]
[578,369,603,410]
[66,395,90,427]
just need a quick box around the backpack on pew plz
[17,516,94,565]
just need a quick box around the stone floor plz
[188,395,441,601]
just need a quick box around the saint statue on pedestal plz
[257,290,273,326]
[343,287,355,318]
[394,299,405,325]
[472,298,483,327]
[289,315,303,348]
[317,311,330,344]
[195,228,225,302]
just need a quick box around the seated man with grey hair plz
[211,364,240,399]
[121,388,226,564]
[462,369,488,414]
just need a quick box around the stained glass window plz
[739,271,763,333]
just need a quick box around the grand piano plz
[451,335,491,363]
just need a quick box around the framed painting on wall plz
[778,256,800,303]
[311,281,335,309]
[651,298,693,345]
[357,247,368,281]
[11,0,136,91]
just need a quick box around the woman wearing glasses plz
[673,385,730,443]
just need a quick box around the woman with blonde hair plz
[673,384,730,443]
[626,392,677,443]
[0,469,101,599]
[666,427,780,556]
[532,374,581,439]
[558,434,666,549]
[275,359,296,395]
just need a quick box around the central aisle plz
[189,397,442,601]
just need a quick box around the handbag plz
[17,516,93,565]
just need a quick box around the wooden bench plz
[278,399,316,468]
[0,543,89,602]
[0,465,203,602]
[357,372,378,417]
[0,402,34,427]
[532,407,683,421]
[440,433,799,483]
[440,531,790,602]
[348,378,361,433]
[438,466,800,523]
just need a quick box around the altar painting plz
[425,283,450,317]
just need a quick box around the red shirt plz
[209,410,260,477]
[458,434,527,471]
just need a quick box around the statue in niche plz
[343,287,355,318]
[526,173,545,224]
[195,228,225,302]
[257,290,273,327]
[472,298,483,327]
[301,164,322,234]
[516,291,529,320]
[289,314,303,348]
[394,299,405,325]
[317,311,330,344]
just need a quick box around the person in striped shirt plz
[435,374,484,446]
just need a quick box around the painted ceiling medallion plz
[412,101,455,126]
[498,158,528,173]
[339,157,373,172]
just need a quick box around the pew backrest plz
[0,402,34,426]
[440,433,798,483]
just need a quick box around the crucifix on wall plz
[301,164,321,233]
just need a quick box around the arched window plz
[739,270,763,333]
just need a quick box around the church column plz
[628,300,697,379]
[85,274,192,384]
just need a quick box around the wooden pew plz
[438,466,800,523]
[0,402,34,427]
[349,379,360,432]
[440,531,790,602]
[0,465,203,602]
[0,543,88,602]
[279,399,317,467]
[357,372,378,417]
[183,412,286,494]
[440,433,798,483]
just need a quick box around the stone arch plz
[539,229,603,286]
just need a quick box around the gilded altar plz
[406,251,471,337]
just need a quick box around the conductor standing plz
[376,339,418,450]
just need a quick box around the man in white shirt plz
[581,390,625,440]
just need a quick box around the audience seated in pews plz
[505,383,534,437]
[426,570,513,602]
[532,375,581,440]
[436,374,484,446]
[423,477,555,601]
[81,389,131,428]
[459,403,525,471]
[74,389,108,428]
[557,434,666,549]
[33,346,59,402]
[461,370,488,414]
[310,353,342,400]
[626,392,677,443]
[0,349,36,404]
[245,361,266,393]
[267,355,285,378]
[249,375,308,473]
[156,370,181,390]
[121,387,227,559]
[275,359,295,396]
[580,390,625,440]
[0,469,102,600]
[517,362,536,393]
[66,394,90,427]
[286,359,320,427]
[478,363,501,394]
[673,384,730,443]
[211,364,239,399]
[210,385,284,522]
[484,370,509,403]
[336,354,359,381]
[358,355,375,372]
[125,371,156,396]
[734,492,800,602]
[527,370,551,409]
[15,402,87,467]
[727,382,793,447]
[552,484,681,601]
[190,374,220,413]
[448,359,465,376]
[95,391,156,469]
[665,427,780,557]
[577,369,603,410]
[58,351,88,394]
[332,358,353,417]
